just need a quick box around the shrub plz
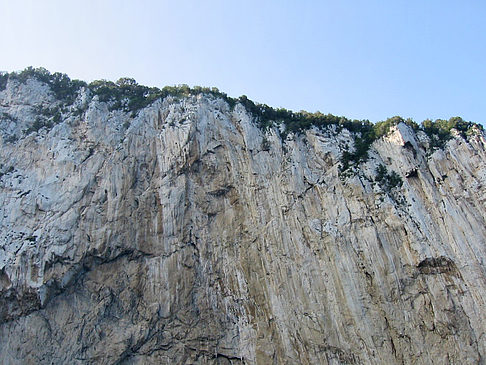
[8,67,87,104]
[88,78,241,115]
[373,116,404,139]
[23,106,63,135]
[6,68,483,167]
[375,164,403,191]
[25,118,52,134]
[0,72,8,91]
[420,116,479,150]
[1,112,18,123]
[261,136,271,151]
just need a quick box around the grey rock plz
[1,77,486,364]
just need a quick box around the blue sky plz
[1,1,485,124]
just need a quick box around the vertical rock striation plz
[0,76,485,364]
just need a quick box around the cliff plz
[0,72,485,364]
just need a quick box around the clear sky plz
[1,0,485,124]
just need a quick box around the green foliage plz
[1,112,18,123]
[49,73,87,104]
[7,67,87,104]
[233,100,401,171]
[11,66,52,83]
[5,135,18,143]
[404,118,419,130]
[370,116,418,140]
[24,106,63,135]
[90,78,162,113]
[0,166,14,179]
[388,171,403,188]
[420,116,480,150]
[375,164,388,182]
[0,72,8,91]
[5,68,484,166]
[261,136,271,151]
[88,79,238,114]
[375,164,403,191]
[373,116,404,139]
[88,80,120,102]
[90,79,160,112]
[25,118,52,134]
[235,98,377,150]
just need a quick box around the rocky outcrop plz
[1,76,486,364]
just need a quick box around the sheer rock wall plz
[1,78,485,364]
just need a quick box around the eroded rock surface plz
[1,77,486,364]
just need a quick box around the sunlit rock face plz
[1,77,486,364]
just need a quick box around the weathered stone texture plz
[0,78,485,364]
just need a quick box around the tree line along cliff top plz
[1,67,483,170]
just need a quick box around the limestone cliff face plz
[1,77,486,364]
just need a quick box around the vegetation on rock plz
[422,117,480,150]
[0,72,8,91]
[375,164,403,191]
[6,67,86,104]
[2,67,483,166]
